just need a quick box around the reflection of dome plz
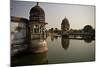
[61,17,70,31]
[29,2,45,22]
[61,37,70,50]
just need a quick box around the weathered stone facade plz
[11,16,28,45]
[29,3,48,40]
[29,3,48,53]
[11,2,48,54]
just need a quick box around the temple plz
[11,2,48,55]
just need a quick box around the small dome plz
[29,2,45,22]
[30,5,45,16]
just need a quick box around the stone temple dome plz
[29,2,45,22]
[61,17,70,31]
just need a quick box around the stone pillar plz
[38,25,40,33]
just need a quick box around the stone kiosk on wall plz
[11,2,48,55]
[28,2,48,53]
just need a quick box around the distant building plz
[61,17,70,33]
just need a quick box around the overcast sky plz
[11,1,95,29]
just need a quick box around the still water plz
[11,36,95,66]
[48,36,95,64]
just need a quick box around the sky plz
[11,0,95,30]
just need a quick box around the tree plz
[83,25,93,33]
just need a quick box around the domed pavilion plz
[29,2,48,39]
[28,2,48,53]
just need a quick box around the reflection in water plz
[81,35,94,43]
[51,35,54,41]
[50,34,59,41]
[11,52,48,66]
[29,39,48,53]
[48,36,95,64]
[54,36,58,40]
[11,38,48,66]
[61,36,70,50]
[11,34,95,66]
[84,38,93,43]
